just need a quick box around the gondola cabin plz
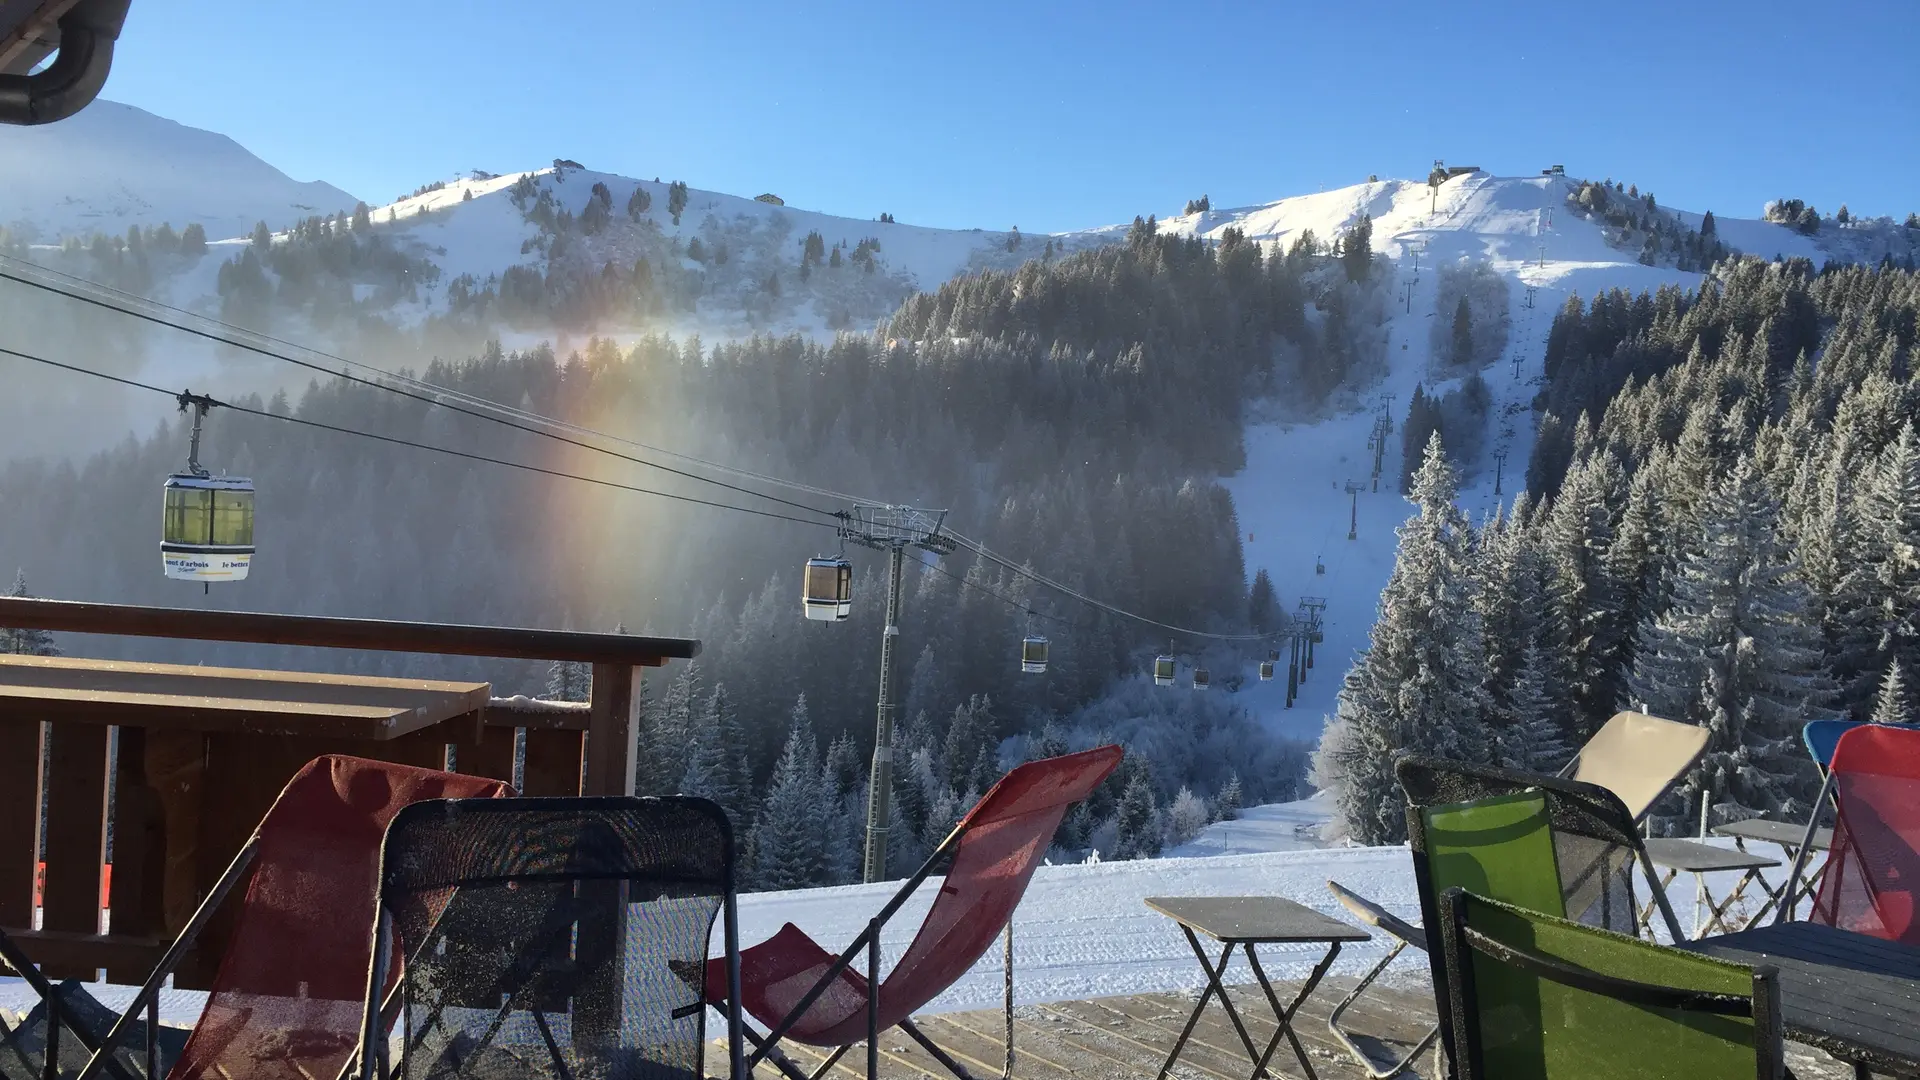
[803,557,853,621]
[161,474,254,582]
[1153,655,1176,687]
[1192,667,1211,691]
[1021,636,1049,673]
[1258,659,1275,682]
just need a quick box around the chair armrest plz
[1326,880,1427,949]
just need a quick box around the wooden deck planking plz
[708,972,1860,1079]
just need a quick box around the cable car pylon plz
[830,504,958,885]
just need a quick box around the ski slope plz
[1206,173,1727,736]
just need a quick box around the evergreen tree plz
[251,220,272,252]
[1872,660,1911,726]
[1832,425,1920,717]
[1248,568,1279,633]
[681,683,745,818]
[667,181,689,226]
[1,571,58,656]
[1451,294,1474,368]
[749,696,830,889]
[626,185,652,220]
[1700,210,1715,238]
[1113,772,1161,859]
[1500,640,1570,772]
[1341,214,1372,283]
[543,658,590,702]
[1543,455,1622,741]
[180,222,207,254]
[1165,787,1208,847]
[1318,434,1486,844]
[1625,460,1831,831]
[1214,773,1242,821]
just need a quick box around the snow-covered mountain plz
[0,100,359,242]
[1199,171,1912,736]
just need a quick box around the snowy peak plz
[0,100,360,243]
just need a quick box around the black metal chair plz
[353,796,743,1080]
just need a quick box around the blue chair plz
[1775,720,1863,922]
[1803,719,1863,773]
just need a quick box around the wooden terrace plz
[711,975,1859,1079]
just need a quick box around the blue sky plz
[105,0,1916,233]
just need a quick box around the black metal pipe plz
[0,1,131,126]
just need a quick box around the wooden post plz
[0,719,41,931]
[106,727,167,983]
[39,722,110,979]
[584,664,641,797]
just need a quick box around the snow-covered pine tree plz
[1872,660,1911,726]
[1500,640,1571,773]
[1832,424,1920,718]
[1625,459,1832,832]
[2,571,58,656]
[749,696,831,890]
[1165,787,1208,848]
[1543,453,1622,742]
[1214,773,1242,822]
[680,682,745,820]
[543,659,590,702]
[1317,434,1487,845]
[636,660,700,794]
[1113,772,1161,859]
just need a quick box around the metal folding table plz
[1145,895,1369,1080]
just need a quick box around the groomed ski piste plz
[1202,170,1830,738]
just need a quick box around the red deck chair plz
[1808,724,1920,945]
[61,755,511,1080]
[704,745,1122,1080]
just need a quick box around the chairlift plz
[161,393,253,583]
[1153,655,1176,687]
[802,557,852,621]
[1192,667,1211,691]
[1021,635,1049,674]
[1315,554,1326,575]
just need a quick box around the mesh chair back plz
[1397,756,1647,935]
[1803,719,1863,772]
[1439,890,1782,1080]
[172,755,510,1080]
[1569,711,1709,822]
[1809,724,1920,945]
[364,797,734,1080]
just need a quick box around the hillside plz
[0,100,360,243]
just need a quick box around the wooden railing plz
[0,596,697,987]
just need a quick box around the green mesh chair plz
[1438,889,1785,1079]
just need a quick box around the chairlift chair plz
[1020,635,1049,674]
[802,557,852,621]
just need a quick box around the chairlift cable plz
[0,253,887,505]
[0,345,839,531]
[0,262,847,521]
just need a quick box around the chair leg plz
[900,1018,980,1080]
[1327,939,1438,1079]
[739,1020,815,1080]
[806,1043,852,1080]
